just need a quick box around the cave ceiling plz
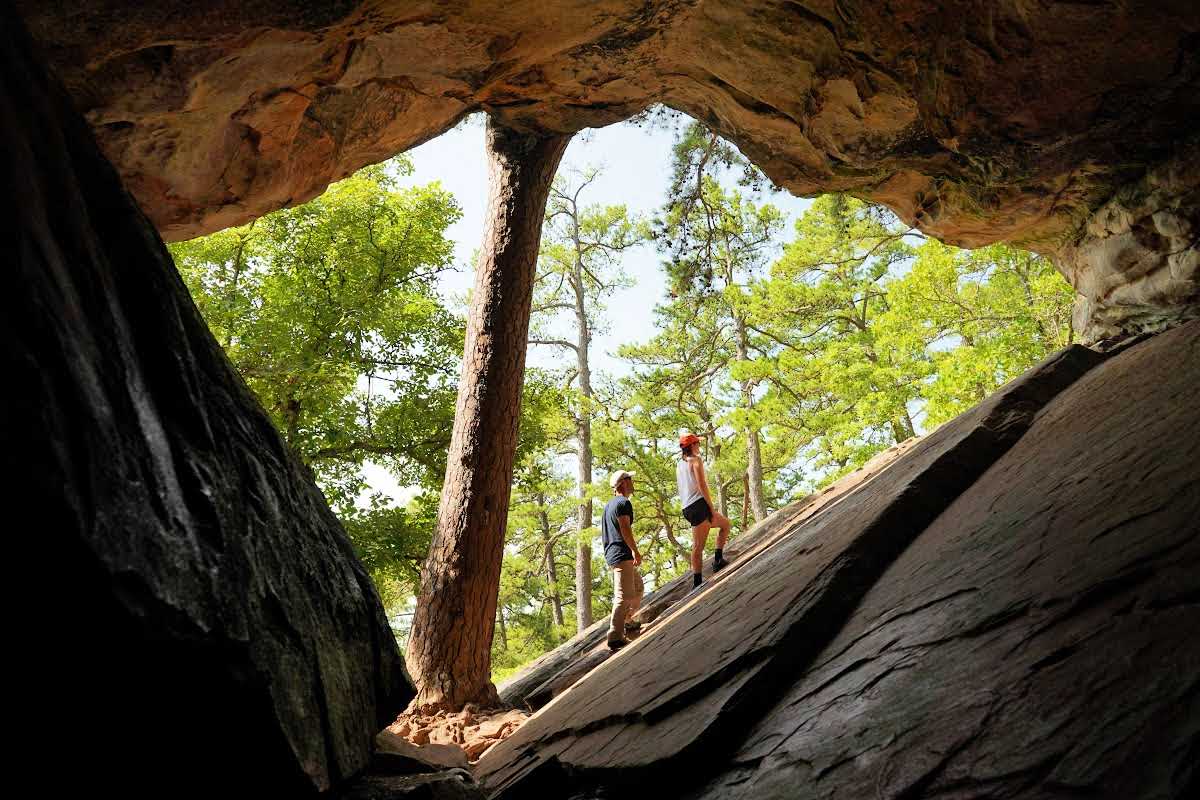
[19,2,1200,268]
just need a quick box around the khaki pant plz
[608,560,645,643]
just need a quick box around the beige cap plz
[609,470,635,489]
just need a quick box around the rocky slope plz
[3,11,409,795]
[498,436,922,712]
[476,322,1199,799]
[17,1,1200,338]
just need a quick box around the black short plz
[682,498,712,526]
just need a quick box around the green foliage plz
[343,490,438,611]
[746,194,923,481]
[491,447,580,682]
[747,195,1076,486]
[172,125,1079,687]
[651,122,788,516]
[170,158,463,604]
[881,241,1076,426]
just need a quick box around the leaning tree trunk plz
[405,119,569,712]
[743,403,767,523]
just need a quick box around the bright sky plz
[366,113,815,501]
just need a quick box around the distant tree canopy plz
[170,158,464,608]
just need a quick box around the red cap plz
[679,432,700,448]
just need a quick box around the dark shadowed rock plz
[1,11,409,796]
[686,319,1200,800]
[374,732,470,775]
[476,343,1108,797]
[334,770,484,800]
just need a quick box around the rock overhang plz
[17,0,1200,337]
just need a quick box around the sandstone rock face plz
[474,324,1199,799]
[17,1,1200,336]
[1066,138,1200,341]
[2,12,410,795]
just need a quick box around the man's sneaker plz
[607,638,629,651]
[624,621,642,634]
[713,553,728,571]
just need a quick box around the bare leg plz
[691,524,709,574]
[711,510,732,551]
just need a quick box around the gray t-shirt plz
[601,495,635,566]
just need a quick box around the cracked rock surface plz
[474,324,1198,799]
[16,1,1200,335]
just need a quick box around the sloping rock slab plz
[2,12,409,795]
[687,319,1200,799]
[499,437,921,711]
[476,344,1105,797]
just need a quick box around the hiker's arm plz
[619,515,641,566]
[692,458,715,507]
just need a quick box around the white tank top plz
[677,458,704,508]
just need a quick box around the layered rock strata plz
[16,1,1200,336]
[476,323,1199,799]
[2,11,410,795]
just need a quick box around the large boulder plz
[15,1,1200,337]
[2,11,410,795]
[685,321,1200,799]
[475,322,1199,798]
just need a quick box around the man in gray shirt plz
[601,470,643,649]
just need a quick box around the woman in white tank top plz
[677,432,732,589]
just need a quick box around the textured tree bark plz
[713,442,728,519]
[744,416,767,523]
[405,118,569,712]
[699,405,728,518]
[742,472,750,532]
